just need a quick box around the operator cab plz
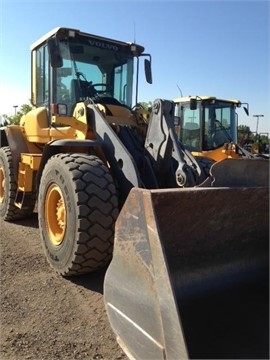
[30,27,152,117]
[174,96,249,152]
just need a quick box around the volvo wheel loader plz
[173,95,269,177]
[173,96,249,159]
[0,27,269,360]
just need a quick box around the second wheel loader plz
[0,27,269,359]
[173,96,269,172]
[173,95,250,161]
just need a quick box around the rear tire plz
[0,146,35,221]
[38,153,119,276]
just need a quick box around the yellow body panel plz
[21,153,42,170]
[20,107,50,143]
[17,162,34,192]
[21,106,87,142]
[192,144,240,162]
[17,154,42,195]
[19,101,140,145]
[49,125,77,140]
[51,105,88,140]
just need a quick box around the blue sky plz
[0,0,269,133]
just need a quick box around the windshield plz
[178,106,201,150]
[176,100,237,151]
[203,102,237,149]
[55,34,135,114]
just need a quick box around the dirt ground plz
[0,212,128,360]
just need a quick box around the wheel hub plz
[45,184,66,246]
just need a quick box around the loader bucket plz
[104,186,269,360]
[199,158,269,187]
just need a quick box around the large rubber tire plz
[0,146,35,221]
[38,153,119,276]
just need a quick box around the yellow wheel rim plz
[0,166,5,204]
[45,184,66,246]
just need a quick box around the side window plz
[181,107,200,149]
[204,107,232,149]
[35,45,49,107]
[114,61,132,106]
[215,108,230,129]
[56,59,73,106]
[114,64,126,104]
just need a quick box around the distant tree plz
[2,104,32,125]
[138,101,152,110]
[256,133,270,153]
[238,124,269,153]
[237,124,252,145]
[238,124,251,134]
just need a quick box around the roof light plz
[69,30,76,38]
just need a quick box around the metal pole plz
[13,105,18,116]
[253,114,264,138]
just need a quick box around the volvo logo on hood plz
[88,39,119,51]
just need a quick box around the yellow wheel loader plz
[173,95,269,177]
[0,28,269,359]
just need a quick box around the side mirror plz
[243,106,249,116]
[190,98,197,110]
[47,37,63,68]
[144,59,152,84]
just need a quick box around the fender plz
[35,138,103,194]
[0,126,29,181]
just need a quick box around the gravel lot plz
[0,213,128,360]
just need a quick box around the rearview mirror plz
[47,37,63,68]
[243,106,249,116]
[190,98,197,110]
[144,59,152,84]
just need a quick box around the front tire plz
[38,153,119,276]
